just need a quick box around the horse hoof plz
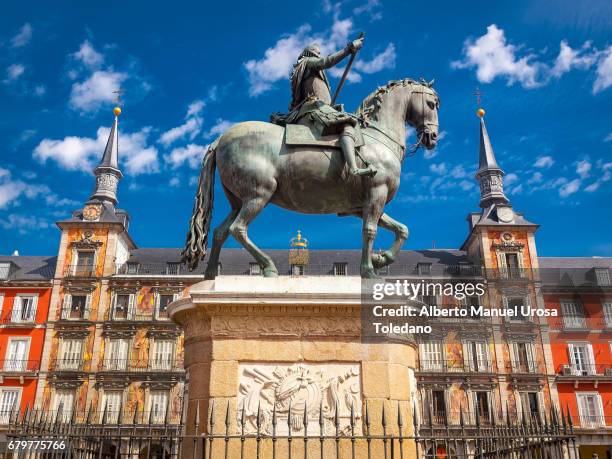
[263,267,279,277]
[372,252,394,269]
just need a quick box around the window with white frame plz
[74,249,95,273]
[595,269,610,286]
[58,338,83,370]
[603,302,612,328]
[113,293,134,320]
[105,338,129,370]
[156,293,177,320]
[576,393,604,428]
[464,341,490,372]
[291,264,304,276]
[148,390,169,424]
[4,338,29,371]
[53,390,74,421]
[470,391,493,424]
[568,343,596,375]
[100,390,123,423]
[0,388,20,423]
[518,391,545,423]
[417,263,432,276]
[150,339,174,370]
[61,293,91,320]
[509,341,535,373]
[249,263,261,276]
[503,295,530,322]
[11,294,37,322]
[497,251,524,278]
[561,300,586,329]
[0,263,10,280]
[419,341,444,371]
[333,263,347,276]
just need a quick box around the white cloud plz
[11,23,32,48]
[527,171,543,184]
[244,17,394,96]
[158,99,205,147]
[504,172,519,186]
[604,133,612,142]
[4,64,25,83]
[451,24,543,88]
[534,155,554,168]
[69,70,128,112]
[33,85,46,96]
[559,178,580,197]
[593,46,612,93]
[33,126,158,175]
[353,0,383,21]
[165,144,207,169]
[575,160,591,179]
[430,163,447,175]
[0,168,49,209]
[0,214,49,234]
[73,40,104,68]
[551,40,597,78]
[204,119,235,139]
[244,24,312,97]
[354,43,396,74]
[169,177,180,187]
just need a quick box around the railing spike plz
[397,401,403,428]
[256,400,261,430]
[318,398,324,430]
[303,399,309,431]
[209,399,215,430]
[287,400,293,433]
[225,400,231,428]
[272,401,278,427]
[365,400,371,431]
[381,402,387,428]
[195,400,201,432]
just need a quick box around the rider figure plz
[286,37,376,177]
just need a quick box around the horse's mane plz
[356,78,438,123]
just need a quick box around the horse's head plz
[406,81,440,150]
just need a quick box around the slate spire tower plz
[475,108,509,209]
[90,106,123,205]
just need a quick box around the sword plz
[331,32,364,106]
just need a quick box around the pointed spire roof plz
[477,116,502,175]
[97,115,120,171]
[90,107,123,205]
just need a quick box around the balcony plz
[576,415,609,429]
[510,360,538,374]
[65,264,96,278]
[562,315,587,330]
[425,410,493,426]
[0,311,37,326]
[418,359,492,373]
[558,363,612,377]
[101,359,183,373]
[60,307,91,321]
[53,359,84,371]
[491,267,532,281]
[109,310,170,322]
[115,263,190,276]
[0,359,39,373]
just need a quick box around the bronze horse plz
[183,79,440,278]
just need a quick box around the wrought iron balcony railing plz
[0,310,37,324]
[509,360,539,374]
[65,264,97,277]
[491,267,532,280]
[53,359,84,371]
[558,363,612,377]
[418,359,492,373]
[0,359,39,372]
[101,359,183,372]
[59,306,91,321]
[109,309,171,322]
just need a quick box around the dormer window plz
[417,263,432,276]
[126,262,139,275]
[291,265,304,276]
[0,263,10,280]
[333,263,347,276]
[595,269,610,286]
[249,263,261,276]
[166,262,181,275]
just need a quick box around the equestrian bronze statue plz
[183,35,440,278]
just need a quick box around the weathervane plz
[112,88,124,117]
[474,87,485,118]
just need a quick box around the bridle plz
[352,84,439,160]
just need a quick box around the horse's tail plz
[182,140,218,270]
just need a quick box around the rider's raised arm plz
[306,44,353,71]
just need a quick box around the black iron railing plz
[557,363,612,376]
[5,401,578,459]
[60,306,92,320]
[65,264,97,277]
[418,359,492,373]
[101,359,183,372]
[0,359,39,372]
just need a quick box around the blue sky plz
[1,0,611,257]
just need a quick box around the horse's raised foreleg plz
[361,186,387,279]
[372,213,409,269]
[229,196,278,277]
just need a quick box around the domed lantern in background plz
[288,230,309,268]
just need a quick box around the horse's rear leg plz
[229,196,278,277]
[361,186,387,278]
[372,213,409,269]
[204,187,240,279]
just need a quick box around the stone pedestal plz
[169,276,417,458]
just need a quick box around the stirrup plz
[351,165,377,177]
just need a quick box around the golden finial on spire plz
[113,106,122,117]
[474,87,485,117]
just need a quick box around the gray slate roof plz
[0,256,56,282]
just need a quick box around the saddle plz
[284,123,365,148]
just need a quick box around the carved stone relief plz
[237,363,361,436]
